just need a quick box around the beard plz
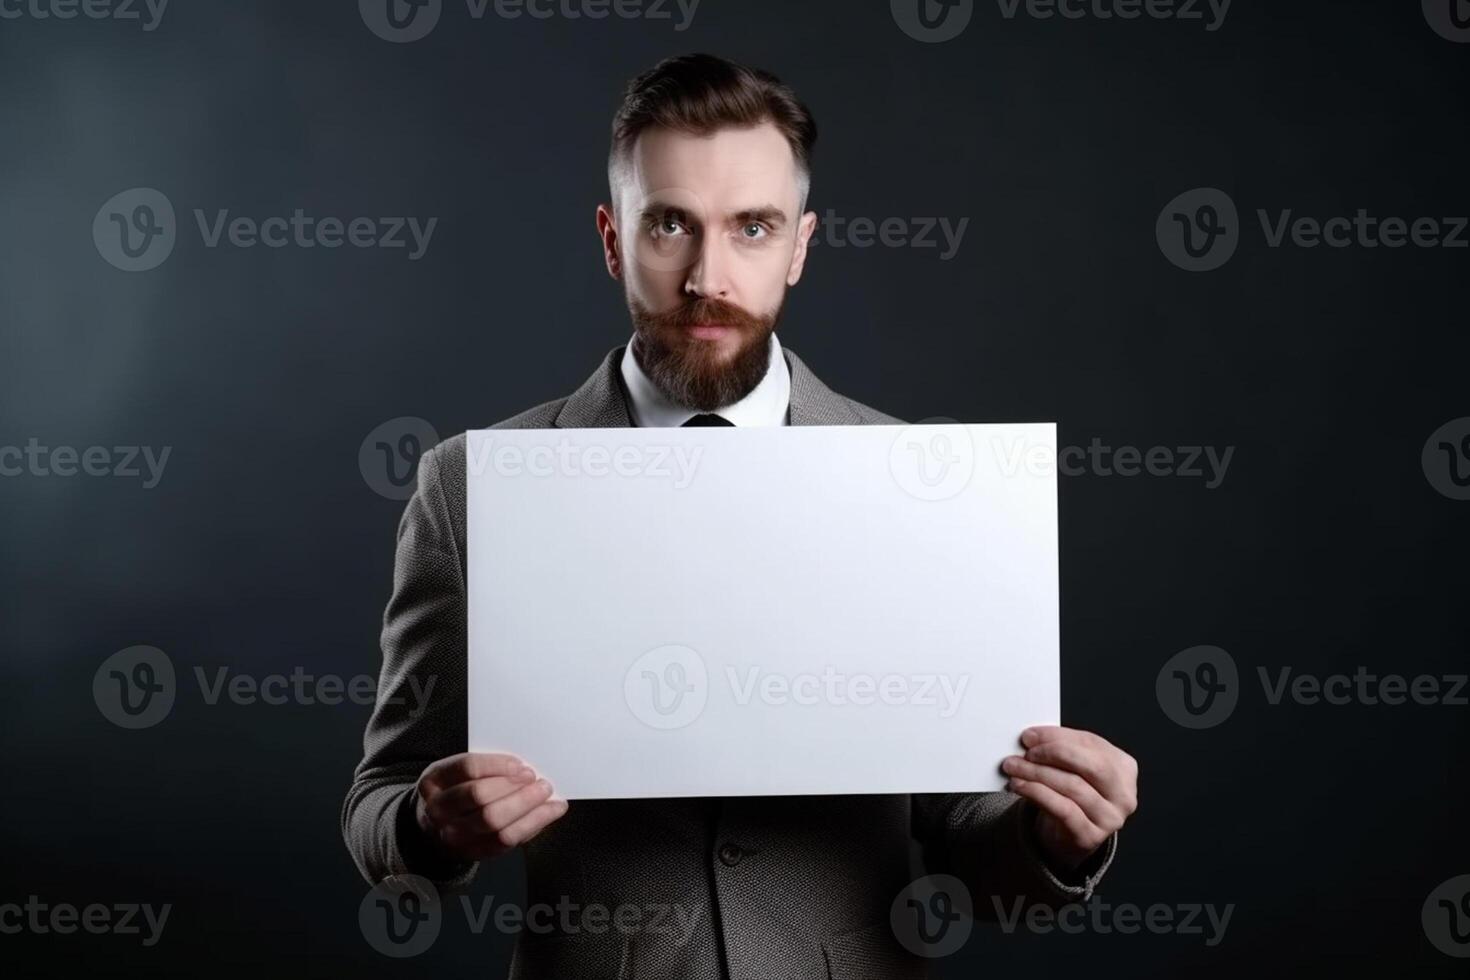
[627,293,782,413]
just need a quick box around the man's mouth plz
[684,323,734,340]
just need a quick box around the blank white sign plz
[466,423,1059,800]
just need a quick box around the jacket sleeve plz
[341,444,480,891]
[910,791,1116,918]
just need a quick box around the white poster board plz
[466,423,1059,800]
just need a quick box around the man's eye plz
[656,218,687,236]
[741,223,768,240]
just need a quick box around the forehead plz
[623,122,800,215]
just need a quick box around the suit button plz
[718,843,744,867]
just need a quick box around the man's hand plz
[413,752,569,863]
[1001,726,1138,871]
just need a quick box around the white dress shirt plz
[619,331,791,428]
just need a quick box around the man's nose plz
[684,233,733,299]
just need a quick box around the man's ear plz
[786,209,819,286]
[596,203,621,280]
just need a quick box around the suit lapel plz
[553,341,860,429]
[553,347,634,428]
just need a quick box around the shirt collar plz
[619,332,791,428]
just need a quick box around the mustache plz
[639,297,770,332]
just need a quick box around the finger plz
[494,797,571,849]
[441,799,570,858]
[1019,725,1095,748]
[1002,757,1119,830]
[1023,739,1122,801]
[480,777,557,833]
[1007,777,1111,854]
[433,777,552,837]
[424,752,529,792]
[426,772,536,823]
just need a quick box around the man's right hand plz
[412,752,569,862]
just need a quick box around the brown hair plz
[608,53,817,209]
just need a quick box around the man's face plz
[597,122,817,411]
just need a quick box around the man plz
[343,52,1138,979]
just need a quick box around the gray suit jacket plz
[343,344,1116,979]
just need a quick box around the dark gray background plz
[1,0,1466,975]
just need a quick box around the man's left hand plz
[1001,725,1139,871]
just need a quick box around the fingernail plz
[1020,729,1037,745]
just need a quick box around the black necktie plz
[681,414,734,427]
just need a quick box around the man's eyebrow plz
[731,206,787,228]
[635,203,789,227]
[637,202,689,223]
